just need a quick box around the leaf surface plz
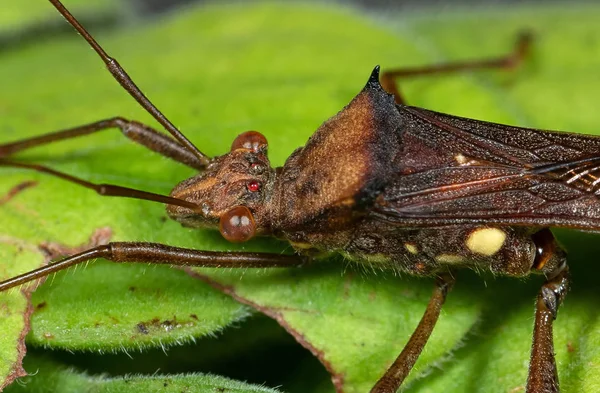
[6,354,280,393]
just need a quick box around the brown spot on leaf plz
[0,181,37,205]
[35,301,47,310]
[137,323,149,335]
[135,315,196,335]
[39,226,113,260]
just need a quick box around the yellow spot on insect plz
[404,243,418,254]
[290,241,313,250]
[339,197,356,206]
[365,254,389,263]
[341,252,388,263]
[466,228,506,256]
[455,153,468,165]
[436,254,465,264]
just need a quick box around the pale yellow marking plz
[365,254,389,263]
[290,241,313,250]
[435,254,465,264]
[339,197,356,207]
[466,227,506,256]
[455,153,468,165]
[340,252,388,263]
[404,243,418,254]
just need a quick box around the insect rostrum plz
[0,1,598,393]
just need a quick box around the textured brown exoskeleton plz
[0,1,591,392]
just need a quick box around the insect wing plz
[374,105,600,230]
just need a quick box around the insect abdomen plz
[344,224,543,277]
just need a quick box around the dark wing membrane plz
[373,106,600,230]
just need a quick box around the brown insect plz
[0,1,595,392]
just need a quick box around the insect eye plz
[231,131,268,152]
[247,181,261,192]
[219,206,256,243]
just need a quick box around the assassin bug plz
[0,0,595,392]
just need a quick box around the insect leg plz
[0,242,305,292]
[526,264,569,393]
[381,31,532,104]
[0,117,205,170]
[370,273,455,393]
[0,159,201,212]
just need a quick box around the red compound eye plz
[231,131,268,152]
[247,181,261,192]
[219,206,256,243]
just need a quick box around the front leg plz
[0,117,206,170]
[0,243,305,291]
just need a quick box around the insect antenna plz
[48,0,210,168]
[0,159,202,213]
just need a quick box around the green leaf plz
[1,2,600,393]
[192,264,482,393]
[5,353,280,393]
[0,225,43,390]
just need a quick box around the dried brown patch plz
[0,226,114,390]
[39,227,113,260]
[0,281,37,390]
[186,269,346,393]
[0,181,38,205]
[0,234,41,390]
[137,322,150,335]
[135,315,196,336]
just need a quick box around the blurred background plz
[2,0,584,51]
